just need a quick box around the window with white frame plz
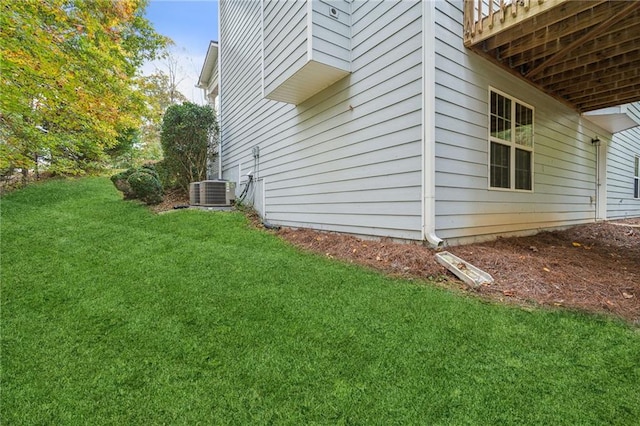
[489,89,534,191]
[634,156,639,199]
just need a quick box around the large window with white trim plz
[489,89,534,191]
[634,156,639,199]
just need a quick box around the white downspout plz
[422,0,443,247]
[217,5,223,180]
[217,124,222,180]
[595,139,608,221]
[262,178,267,221]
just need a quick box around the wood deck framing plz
[463,0,640,112]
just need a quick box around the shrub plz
[110,169,136,199]
[153,160,175,190]
[127,171,163,205]
[111,164,163,205]
[160,102,218,193]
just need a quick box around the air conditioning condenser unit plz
[199,180,236,206]
[189,182,201,205]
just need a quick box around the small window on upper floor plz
[634,156,640,199]
[489,89,534,191]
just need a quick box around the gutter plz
[421,0,443,248]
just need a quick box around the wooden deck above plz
[464,0,640,112]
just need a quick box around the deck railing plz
[463,0,566,46]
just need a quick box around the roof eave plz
[197,40,219,89]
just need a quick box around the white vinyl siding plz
[262,0,308,98]
[262,0,350,105]
[605,103,640,219]
[220,0,638,244]
[434,1,605,244]
[220,0,424,240]
[311,0,350,70]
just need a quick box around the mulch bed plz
[277,221,639,324]
[149,188,192,214]
[154,193,639,323]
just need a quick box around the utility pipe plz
[217,5,223,180]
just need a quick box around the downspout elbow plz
[425,231,443,248]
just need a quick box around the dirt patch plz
[277,222,639,323]
[0,171,56,195]
[148,188,191,213]
[151,197,638,323]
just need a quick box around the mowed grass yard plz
[2,177,639,425]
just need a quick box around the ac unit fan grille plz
[199,180,235,206]
[202,183,226,205]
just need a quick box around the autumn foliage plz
[0,0,167,176]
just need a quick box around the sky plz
[142,0,219,104]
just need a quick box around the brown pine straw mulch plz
[156,193,639,324]
[277,220,640,324]
[149,188,193,213]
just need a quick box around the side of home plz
[215,0,640,246]
[605,103,640,219]
[219,0,425,240]
[431,1,634,244]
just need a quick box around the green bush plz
[160,102,218,193]
[138,163,161,182]
[127,171,163,205]
[111,165,163,205]
[110,169,136,199]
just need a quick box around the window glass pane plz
[490,92,511,141]
[633,157,640,198]
[515,148,532,190]
[488,90,534,191]
[635,158,639,198]
[515,103,533,147]
[490,142,510,188]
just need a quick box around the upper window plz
[634,156,639,199]
[489,89,534,191]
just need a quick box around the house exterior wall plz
[208,66,219,109]
[262,0,350,105]
[220,0,425,240]
[262,1,307,97]
[606,103,640,219]
[219,0,639,245]
[310,0,351,70]
[433,1,612,244]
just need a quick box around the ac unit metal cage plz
[189,182,201,205]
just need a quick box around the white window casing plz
[488,87,534,192]
[634,156,640,199]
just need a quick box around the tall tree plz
[136,68,189,161]
[160,49,189,105]
[0,0,167,176]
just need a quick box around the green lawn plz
[2,177,639,425]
